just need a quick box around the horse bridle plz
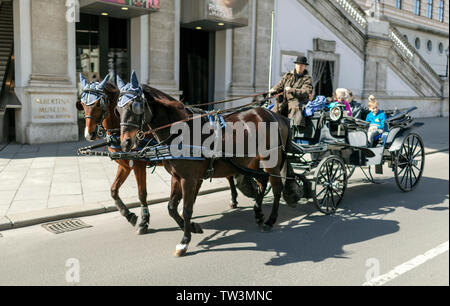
[118,91,151,140]
[80,88,109,137]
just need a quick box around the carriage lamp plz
[330,106,343,122]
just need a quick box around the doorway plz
[76,13,130,83]
[313,60,335,98]
[180,28,215,109]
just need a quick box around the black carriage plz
[286,104,425,215]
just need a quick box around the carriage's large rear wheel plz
[313,156,348,215]
[393,133,425,192]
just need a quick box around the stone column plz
[14,0,77,144]
[147,0,182,99]
[363,19,392,97]
[229,0,274,97]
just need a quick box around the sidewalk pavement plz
[0,117,448,231]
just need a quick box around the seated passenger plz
[365,95,387,147]
[348,89,370,120]
[330,88,353,117]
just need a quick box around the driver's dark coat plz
[271,70,313,127]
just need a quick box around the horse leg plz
[111,161,138,227]
[227,176,239,209]
[167,175,185,231]
[264,173,283,230]
[189,180,204,234]
[253,177,268,228]
[174,178,200,257]
[168,177,204,235]
[133,161,150,235]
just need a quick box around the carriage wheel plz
[313,156,348,215]
[394,133,425,192]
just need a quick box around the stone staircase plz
[300,0,444,98]
[0,0,13,98]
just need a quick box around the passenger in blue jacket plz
[366,95,386,147]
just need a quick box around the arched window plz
[439,42,444,54]
[415,37,421,50]
[427,40,433,52]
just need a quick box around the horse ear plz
[98,74,110,90]
[80,73,88,89]
[130,70,140,88]
[116,74,126,90]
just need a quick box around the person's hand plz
[269,88,276,97]
[285,86,293,93]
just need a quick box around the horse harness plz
[80,88,121,149]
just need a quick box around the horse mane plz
[142,84,189,121]
[142,84,178,102]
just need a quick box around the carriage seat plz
[293,114,322,145]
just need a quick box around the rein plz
[139,92,283,139]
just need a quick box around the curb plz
[0,186,230,232]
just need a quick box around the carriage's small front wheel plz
[393,133,425,192]
[313,155,348,215]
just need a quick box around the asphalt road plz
[0,152,448,286]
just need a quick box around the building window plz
[404,34,408,42]
[414,0,421,15]
[439,42,444,54]
[426,0,433,18]
[427,40,433,51]
[438,0,445,22]
[415,37,421,49]
[396,0,402,9]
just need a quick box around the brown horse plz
[117,74,291,257]
[77,74,152,234]
[77,74,240,235]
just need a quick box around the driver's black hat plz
[294,56,309,65]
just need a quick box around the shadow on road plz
[175,175,449,265]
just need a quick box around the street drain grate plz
[42,219,92,234]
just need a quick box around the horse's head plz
[78,74,112,142]
[116,71,153,152]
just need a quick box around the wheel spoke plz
[400,165,409,186]
[410,138,419,158]
[410,166,418,183]
[335,171,345,182]
[330,189,336,208]
[397,164,407,177]
[332,188,343,201]
[320,191,329,210]
[413,148,423,159]
[331,163,340,180]
[316,186,327,199]
[409,167,413,189]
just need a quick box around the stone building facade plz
[0,0,448,144]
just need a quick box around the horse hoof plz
[262,224,273,232]
[128,214,138,227]
[136,225,148,235]
[229,201,238,209]
[174,244,188,257]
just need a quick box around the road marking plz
[363,241,449,286]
